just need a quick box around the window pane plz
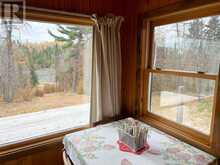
[149,73,215,134]
[153,15,220,74]
[0,20,92,146]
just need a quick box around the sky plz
[12,20,63,43]
[0,20,61,43]
[14,21,58,43]
[0,20,85,43]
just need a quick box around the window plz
[152,18,220,74]
[140,4,220,154]
[147,15,220,135]
[0,12,93,147]
[149,73,215,134]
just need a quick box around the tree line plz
[153,16,220,97]
[0,21,92,103]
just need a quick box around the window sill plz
[0,104,91,157]
[0,125,90,158]
[138,115,215,156]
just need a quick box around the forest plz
[153,15,220,95]
[0,20,92,117]
[151,15,220,134]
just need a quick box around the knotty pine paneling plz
[26,0,183,120]
[1,0,127,164]
[3,0,208,164]
[121,0,183,116]
[26,0,125,16]
[0,142,63,165]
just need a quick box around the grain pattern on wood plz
[138,0,220,158]
[0,0,126,164]
[0,142,63,165]
[2,0,220,164]
[212,66,220,156]
[121,0,185,116]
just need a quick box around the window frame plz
[0,7,94,156]
[139,1,220,157]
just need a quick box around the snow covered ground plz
[0,104,90,147]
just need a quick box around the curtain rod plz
[26,6,92,19]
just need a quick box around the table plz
[63,118,216,165]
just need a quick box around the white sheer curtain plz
[90,15,124,123]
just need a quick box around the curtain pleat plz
[90,15,124,123]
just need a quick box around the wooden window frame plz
[138,1,220,157]
[0,7,94,157]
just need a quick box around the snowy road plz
[0,104,90,146]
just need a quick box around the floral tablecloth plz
[63,119,216,165]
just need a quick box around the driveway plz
[0,104,90,147]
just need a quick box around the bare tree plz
[0,20,16,102]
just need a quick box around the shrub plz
[30,69,39,86]
[197,99,212,112]
[43,83,56,93]
[55,84,64,92]
[76,79,84,95]
[35,87,44,97]
[20,86,35,101]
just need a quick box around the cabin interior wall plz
[0,0,189,164]
[26,0,184,117]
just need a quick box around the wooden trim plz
[17,7,94,26]
[0,7,95,157]
[139,1,220,157]
[138,20,150,117]
[139,115,215,155]
[143,112,209,142]
[92,116,124,127]
[147,69,218,80]
[211,66,220,156]
[144,0,220,26]
[0,125,90,157]
[0,115,121,158]
[0,138,63,162]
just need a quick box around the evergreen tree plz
[204,16,220,40]
[48,25,91,93]
[188,19,206,39]
[21,46,39,86]
[187,19,206,100]
[48,25,91,51]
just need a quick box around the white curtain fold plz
[90,15,124,123]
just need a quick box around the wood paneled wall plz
[26,0,125,15]
[17,0,185,117]
[0,142,63,165]
[2,0,206,164]
[25,0,184,116]
[1,1,127,164]
[121,0,183,116]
